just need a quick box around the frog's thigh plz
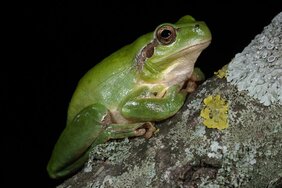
[47,103,110,178]
[48,104,148,178]
[57,104,146,157]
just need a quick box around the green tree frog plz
[47,15,211,179]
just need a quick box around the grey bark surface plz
[58,12,282,188]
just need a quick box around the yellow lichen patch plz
[214,64,228,79]
[200,95,228,130]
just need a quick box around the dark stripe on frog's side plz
[135,39,158,71]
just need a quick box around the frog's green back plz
[67,33,152,124]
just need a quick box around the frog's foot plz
[183,67,205,93]
[181,78,197,93]
[141,122,157,139]
[106,122,156,139]
[105,123,146,139]
[185,80,198,93]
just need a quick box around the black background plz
[7,1,281,187]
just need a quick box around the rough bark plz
[58,12,282,188]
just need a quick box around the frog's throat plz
[162,41,210,87]
[159,49,202,88]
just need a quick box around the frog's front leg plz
[47,103,147,179]
[121,85,186,122]
[185,67,205,93]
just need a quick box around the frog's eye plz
[156,25,176,45]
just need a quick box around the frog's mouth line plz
[167,40,211,60]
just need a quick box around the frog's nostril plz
[195,24,200,29]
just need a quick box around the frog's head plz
[136,15,211,86]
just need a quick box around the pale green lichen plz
[101,160,156,188]
[89,138,132,163]
[227,12,282,106]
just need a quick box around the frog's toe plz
[141,122,157,139]
[135,128,146,136]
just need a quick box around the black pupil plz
[161,29,171,38]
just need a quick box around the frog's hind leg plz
[47,103,110,178]
[104,122,156,139]
[47,103,148,179]
[103,122,145,139]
